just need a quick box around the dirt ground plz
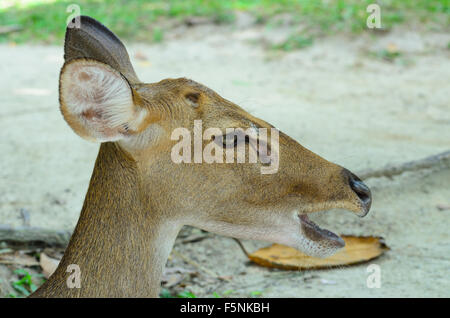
[0,23,449,297]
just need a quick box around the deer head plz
[34,16,371,297]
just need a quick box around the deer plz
[31,16,371,297]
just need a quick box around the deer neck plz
[32,142,180,298]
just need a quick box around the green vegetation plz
[152,27,164,43]
[1,0,448,45]
[371,48,402,62]
[272,34,313,51]
[160,288,196,298]
[177,290,196,298]
[212,289,235,297]
[160,288,172,298]
[249,290,262,297]
[7,269,41,297]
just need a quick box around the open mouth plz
[298,214,345,249]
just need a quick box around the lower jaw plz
[298,214,345,249]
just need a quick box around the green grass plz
[0,0,448,44]
[160,288,197,298]
[152,27,164,43]
[371,48,402,62]
[6,269,41,298]
[272,34,313,51]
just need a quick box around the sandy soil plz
[0,24,449,297]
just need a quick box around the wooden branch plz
[358,150,450,180]
[180,233,213,244]
[232,238,250,258]
[0,224,71,247]
[170,249,222,279]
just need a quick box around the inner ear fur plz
[59,58,149,142]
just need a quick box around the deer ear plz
[59,58,148,142]
[64,15,139,84]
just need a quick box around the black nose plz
[343,169,372,216]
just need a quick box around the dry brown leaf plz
[248,236,389,270]
[386,43,399,54]
[0,252,39,266]
[40,252,60,278]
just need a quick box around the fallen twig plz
[170,249,224,279]
[232,238,250,258]
[0,224,71,247]
[0,252,39,266]
[358,150,450,180]
[180,233,213,244]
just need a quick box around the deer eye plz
[214,131,250,148]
